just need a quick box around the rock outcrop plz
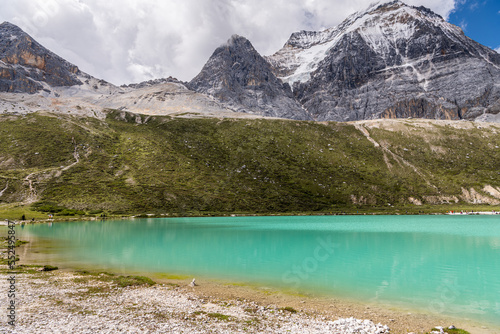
[0,21,82,93]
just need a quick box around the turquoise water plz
[17,215,500,326]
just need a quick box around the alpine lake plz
[14,214,500,330]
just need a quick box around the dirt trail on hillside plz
[353,123,438,190]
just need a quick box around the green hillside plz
[0,111,499,218]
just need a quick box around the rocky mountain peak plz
[268,1,459,86]
[0,21,82,93]
[266,1,500,121]
[1,21,25,35]
[226,34,252,48]
[188,35,311,120]
[349,0,440,21]
[284,29,335,50]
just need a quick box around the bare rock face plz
[0,22,82,93]
[267,0,500,121]
[188,35,311,120]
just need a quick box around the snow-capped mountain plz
[267,0,500,121]
[2,0,500,123]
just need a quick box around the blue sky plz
[448,0,500,52]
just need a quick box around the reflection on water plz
[16,215,500,327]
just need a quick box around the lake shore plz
[1,262,497,334]
[1,201,499,226]
[1,205,500,227]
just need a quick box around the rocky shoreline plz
[0,266,493,334]
[0,270,392,334]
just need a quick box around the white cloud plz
[0,0,459,85]
[495,46,500,54]
[469,1,479,11]
[459,19,468,32]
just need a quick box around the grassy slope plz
[370,123,500,192]
[0,111,499,217]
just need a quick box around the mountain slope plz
[97,81,251,118]
[188,35,311,120]
[0,21,83,93]
[0,112,499,216]
[267,0,500,121]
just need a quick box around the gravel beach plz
[1,268,496,334]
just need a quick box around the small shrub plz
[59,209,76,216]
[32,202,64,213]
[58,209,85,216]
[42,265,58,271]
[114,275,155,287]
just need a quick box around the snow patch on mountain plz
[268,0,462,87]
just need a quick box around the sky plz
[1,0,499,85]
[447,0,500,53]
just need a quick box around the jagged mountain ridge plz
[266,0,500,121]
[120,76,187,90]
[188,35,311,120]
[1,1,500,123]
